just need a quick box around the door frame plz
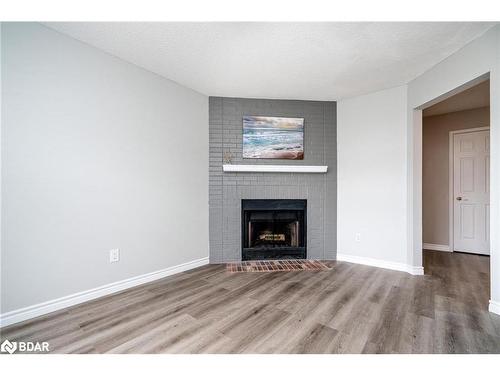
[448,126,490,253]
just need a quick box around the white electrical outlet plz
[355,233,361,242]
[109,248,120,263]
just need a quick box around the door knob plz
[456,197,462,201]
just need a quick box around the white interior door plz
[453,130,490,255]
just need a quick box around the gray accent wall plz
[209,97,337,262]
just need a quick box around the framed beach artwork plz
[242,116,304,159]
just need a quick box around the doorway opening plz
[422,79,490,257]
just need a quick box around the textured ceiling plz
[44,22,496,100]
[423,80,490,117]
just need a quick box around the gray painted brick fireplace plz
[209,97,337,263]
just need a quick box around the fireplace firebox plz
[242,199,306,260]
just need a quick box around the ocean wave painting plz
[243,116,304,159]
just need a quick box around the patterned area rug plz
[226,259,332,273]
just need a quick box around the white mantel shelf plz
[222,164,328,173]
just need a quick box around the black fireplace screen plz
[242,199,306,260]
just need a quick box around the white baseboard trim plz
[489,300,500,316]
[423,243,451,252]
[0,257,209,328]
[407,265,425,276]
[337,253,424,275]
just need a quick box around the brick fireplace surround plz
[209,97,337,263]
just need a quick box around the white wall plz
[407,25,500,311]
[337,26,500,313]
[1,23,209,314]
[337,85,408,266]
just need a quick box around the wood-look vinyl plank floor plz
[1,250,499,353]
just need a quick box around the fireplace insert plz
[242,199,306,260]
